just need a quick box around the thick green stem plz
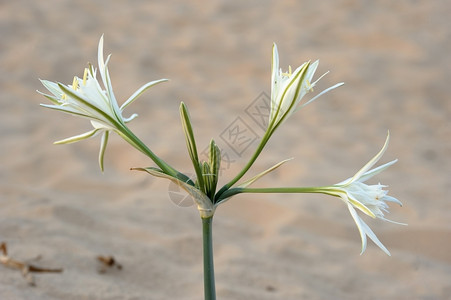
[202,216,216,300]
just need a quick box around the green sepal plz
[207,140,221,201]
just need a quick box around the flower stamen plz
[305,79,313,92]
[83,68,88,86]
[281,65,292,77]
[72,77,79,91]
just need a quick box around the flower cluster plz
[39,37,404,256]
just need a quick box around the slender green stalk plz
[117,126,193,184]
[217,186,336,203]
[202,216,216,300]
[215,63,311,201]
[215,130,272,201]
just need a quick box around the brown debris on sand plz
[0,242,63,286]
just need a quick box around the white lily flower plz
[269,44,343,131]
[39,36,167,171]
[324,132,405,255]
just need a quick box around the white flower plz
[39,36,167,170]
[324,132,405,255]
[269,44,343,131]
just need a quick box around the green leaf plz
[208,140,221,201]
[238,158,292,188]
[180,102,205,193]
[131,167,214,218]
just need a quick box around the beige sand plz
[1,0,450,299]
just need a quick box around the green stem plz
[215,130,272,201]
[217,186,336,203]
[118,126,193,184]
[202,216,216,300]
[215,63,312,201]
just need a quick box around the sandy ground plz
[1,0,450,299]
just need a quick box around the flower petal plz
[274,62,310,122]
[120,79,169,111]
[348,131,391,184]
[347,203,368,254]
[357,159,397,183]
[39,79,64,100]
[53,128,101,144]
[271,43,279,97]
[297,82,344,111]
[348,203,391,255]
[331,188,376,218]
[97,35,107,88]
[123,113,138,123]
[57,83,116,126]
[359,216,391,256]
[99,131,109,172]
[97,36,121,120]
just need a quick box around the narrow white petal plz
[277,63,309,119]
[90,120,114,131]
[297,82,344,110]
[103,60,122,117]
[348,203,391,255]
[380,217,407,226]
[120,79,169,111]
[40,79,64,98]
[349,132,390,183]
[382,194,403,206]
[347,204,368,255]
[99,131,109,172]
[81,76,113,114]
[358,159,398,183]
[303,60,319,83]
[310,68,328,87]
[40,103,99,120]
[347,196,377,218]
[359,217,391,256]
[271,43,279,96]
[54,129,101,144]
[98,35,107,87]
[123,113,138,123]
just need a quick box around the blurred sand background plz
[1,0,450,299]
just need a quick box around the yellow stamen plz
[305,80,314,92]
[281,65,292,77]
[83,68,88,86]
[72,76,79,90]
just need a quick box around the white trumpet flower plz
[324,132,405,255]
[39,36,167,171]
[269,44,343,131]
